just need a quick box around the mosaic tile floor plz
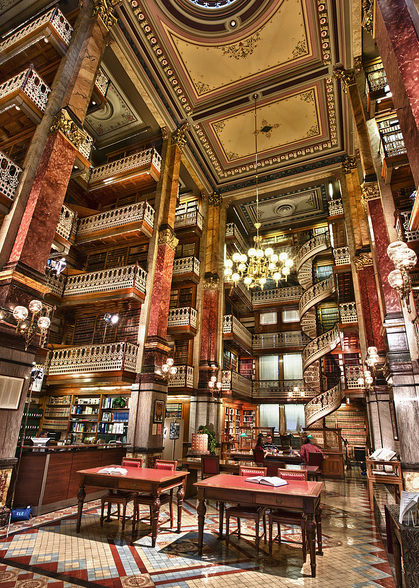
[0,476,395,588]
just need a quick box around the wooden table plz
[366,458,403,506]
[76,465,188,546]
[194,473,324,577]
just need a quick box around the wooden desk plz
[194,473,324,577]
[76,465,188,547]
[366,458,403,506]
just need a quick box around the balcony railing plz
[174,209,204,232]
[172,256,200,279]
[0,151,22,203]
[88,148,162,187]
[168,365,194,388]
[94,67,110,98]
[252,285,303,306]
[334,246,350,266]
[48,342,138,375]
[299,275,335,318]
[396,209,419,243]
[339,302,357,324]
[305,382,344,427]
[328,198,343,216]
[63,264,147,298]
[46,272,66,297]
[253,331,310,349]
[0,67,51,113]
[167,307,197,329]
[223,315,252,349]
[302,325,340,371]
[345,365,365,389]
[56,204,76,241]
[252,380,317,400]
[77,201,155,237]
[222,370,252,397]
[0,6,73,59]
[225,222,249,255]
[295,232,330,272]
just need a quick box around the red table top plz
[194,473,323,497]
[77,465,187,483]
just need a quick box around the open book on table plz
[97,467,127,475]
[245,476,288,487]
[369,448,397,461]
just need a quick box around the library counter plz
[11,444,126,515]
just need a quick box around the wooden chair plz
[253,448,265,465]
[133,459,178,531]
[225,466,267,552]
[308,452,324,474]
[201,455,220,479]
[263,459,285,477]
[100,458,142,530]
[268,468,308,558]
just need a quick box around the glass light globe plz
[232,272,240,282]
[240,254,247,263]
[279,252,288,262]
[224,268,232,276]
[260,277,267,285]
[282,267,290,275]
[13,306,28,321]
[225,259,233,268]
[388,269,404,289]
[269,263,275,270]
[248,248,257,257]
[37,316,51,330]
[169,366,177,375]
[211,375,216,382]
[208,380,214,388]
[232,252,241,262]
[256,249,264,258]
[265,247,273,257]
[162,364,169,373]
[273,271,281,281]
[387,240,407,260]
[367,347,378,355]
[270,254,278,263]
[167,357,174,366]
[244,276,252,285]
[110,314,119,325]
[29,300,43,314]
[216,381,222,389]
[285,259,293,267]
[393,247,417,270]
[238,263,246,271]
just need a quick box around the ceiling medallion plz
[274,202,296,218]
[186,0,240,8]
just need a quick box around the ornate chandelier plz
[224,94,293,289]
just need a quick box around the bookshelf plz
[377,117,406,158]
[42,396,71,432]
[97,395,130,443]
[18,404,43,444]
[69,395,101,442]
[325,402,367,452]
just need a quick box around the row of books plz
[101,412,129,422]
[98,422,126,434]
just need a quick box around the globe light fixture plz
[156,357,178,380]
[12,300,51,350]
[387,241,417,312]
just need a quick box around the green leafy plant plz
[112,396,126,408]
[197,425,217,454]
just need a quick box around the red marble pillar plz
[357,261,386,350]
[375,0,419,187]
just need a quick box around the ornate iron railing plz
[328,198,343,216]
[305,382,344,427]
[168,365,194,388]
[252,285,302,305]
[0,67,51,112]
[252,379,317,399]
[345,365,365,389]
[334,246,350,266]
[222,370,252,397]
[339,302,357,323]
[172,256,200,278]
[77,201,155,236]
[225,222,249,255]
[63,264,147,297]
[0,151,22,201]
[223,315,252,348]
[46,272,66,297]
[89,148,162,185]
[48,342,138,375]
[174,209,204,232]
[396,209,419,243]
[94,67,110,97]
[56,204,76,241]
[295,232,330,272]
[167,307,197,329]
[253,331,310,349]
[299,275,335,318]
[302,325,340,371]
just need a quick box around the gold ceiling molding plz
[354,252,373,269]
[92,0,119,31]
[334,68,356,93]
[158,227,179,251]
[317,0,331,64]
[342,155,358,174]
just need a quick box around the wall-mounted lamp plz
[46,256,66,276]
[11,300,52,350]
[103,312,119,342]
[208,373,222,390]
[387,241,417,312]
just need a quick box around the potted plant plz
[197,425,217,454]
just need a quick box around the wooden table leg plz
[176,481,185,533]
[306,513,317,578]
[218,501,225,540]
[76,484,86,533]
[197,498,206,556]
[315,505,323,555]
[368,480,374,506]
[151,495,161,548]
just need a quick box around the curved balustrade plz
[299,275,335,318]
[302,325,340,371]
[300,308,317,339]
[252,285,302,305]
[253,331,310,349]
[305,382,344,428]
[56,205,76,241]
[77,201,155,236]
[0,151,22,202]
[46,273,66,297]
[167,307,197,329]
[63,264,146,297]
[48,342,138,375]
[297,259,313,290]
[89,148,162,185]
[223,315,252,349]
[0,67,51,112]
[295,232,330,272]
[252,380,317,400]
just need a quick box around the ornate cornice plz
[334,68,356,93]
[92,0,119,31]
[342,154,358,174]
[171,123,189,150]
[362,0,374,33]
[203,276,220,289]
[361,181,380,208]
[50,109,88,151]
[158,227,178,251]
[354,252,373,269]
[208,191,223,207]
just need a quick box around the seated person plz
[255,433,264,450]
[299,434,325,464]
[263,433,277,453]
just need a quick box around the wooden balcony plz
[0,67,51,124]
[61,264,147,306]
[252,285,302,307]
[252,379,317,401]
[84,148,162,198]
[167,307,197,338]
[339,302,358,325]
[89,67,110,113]
[174,208,204,237]
[168,365,194,390]
[0,150,22,214]
[253,331,310,352]
[224,278,252,312]
[221,370,252,398]
[171,256,200,284]
[0,6,73,66]
[75,201,155,248]
[344,365,365,390]
[47,342,138,380]
[225,222,248,255]
[46,273,66,298]
[223,315,252,353]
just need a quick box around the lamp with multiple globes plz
[156,357,178,380]
[12,300,51,350]
[387,241,417,312]
[208,373,222,390]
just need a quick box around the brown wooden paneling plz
[43,453,72,504]
[13,453,46,506]
[66,450,103,498]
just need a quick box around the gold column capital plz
[92,0,120,30]
[49,108,89,152]
[361,181,380,208]
[362,0,374,33]
[354,252,373,269]
[158,227,179,252]
[171,123,189,150]
[342,154,358,174]
[334,68,357,93]
[203,276,220,289]
[208,191,223,207]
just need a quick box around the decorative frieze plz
[354,252,373,269]
[334,68,356,93]
[158,227,178,251]
[342,154,358,174]
[50,109,93,160]
[92,0,120,31]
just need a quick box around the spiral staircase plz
[295,233,345,428]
